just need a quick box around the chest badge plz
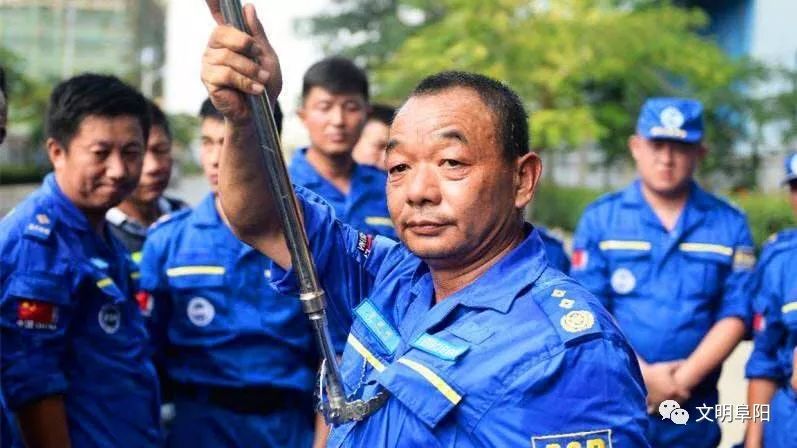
[98,304,121,334]
[611,267,636,294]
[187,297,215,327]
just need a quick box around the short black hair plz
[46,73,150,149]
[46,73,150,148]
[199,97,224,121]
[200,97,283,135]
[302,56,369,101]
[368,104,395,126]
[148,100,171,140]
[408,71,529,161]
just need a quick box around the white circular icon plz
[98,304,121,334]
[187,297,215,327]
[611,268,637,294]
[659,399,689,425]
[660,106,685,129]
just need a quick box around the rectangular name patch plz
[531,429,612,448]
[354,299,400,354]
[411,333,469,361]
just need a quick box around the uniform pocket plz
[679,248,731,298]
[377,350,464,429]
[165,257,229,332]
[604,250,652,296]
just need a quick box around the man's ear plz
[628,134,642,162]
[514,152,542,209]
[47,138,67,170]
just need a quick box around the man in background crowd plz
[0,73,160,447]
[744,152,797,448]
[572,97,755,447]
[290,57,396,240]
[138,98,318,447]
[106,100,187,263]
[352,103,393,170]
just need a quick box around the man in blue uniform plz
[107,100,187,263]
[290,57,396,239]
[138,98,319,447]
[0,74,160,447]
[744,152,797,448]
[199,6,650,445]
[572,98,755,447]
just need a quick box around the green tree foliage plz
[303,0,768,178]
[1,46,55,151]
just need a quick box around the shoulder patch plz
[23,212,55,242]
[535,284,603,346]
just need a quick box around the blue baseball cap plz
[636,97,704,144]
[784,152,797,184]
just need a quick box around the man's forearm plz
[674,317,745,390]
[16,395,71,448]
[217,120,294,268]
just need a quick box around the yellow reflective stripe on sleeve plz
[678,243,733,257]
[347,334,386,372]
[365,217,394,228]
[96,277,114,288]
[130,271,141,280]
[782,302,797,314]
[131,251,143,264]
[166,266,226,277]
[397,357,462,405]
[598,240,651,251]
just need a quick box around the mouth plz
[141,180,168,192]
[326,133,348,144]
[405,220,451,236]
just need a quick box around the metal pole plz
[218,0,349,422]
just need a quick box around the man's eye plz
[442,159,462,168]
[389,163,409,175]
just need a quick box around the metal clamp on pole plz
[217,0,387,425]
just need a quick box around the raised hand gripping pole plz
[218,0,385,424]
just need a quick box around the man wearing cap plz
[744,152,797,448]
[572,98,755,447]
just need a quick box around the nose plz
[656,142,676,165]
[105,151,127,181]
[330,105,344,126]
[209,143,222,167]
[405,163,441,207]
